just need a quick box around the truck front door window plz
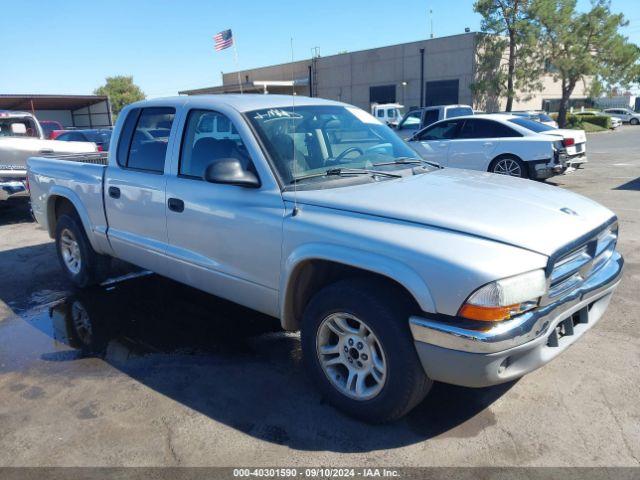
[180,110,252,179]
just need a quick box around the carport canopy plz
[0,94,108,112]
[0,94,113,128]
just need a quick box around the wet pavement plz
[0,127,639,466]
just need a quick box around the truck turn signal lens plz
[458,304,521,322]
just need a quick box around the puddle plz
[0,273,514,452]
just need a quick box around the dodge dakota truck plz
[0,110,96,202]
[27,95,624,422]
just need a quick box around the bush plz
[549,112,611,129]
[581,115,611,129]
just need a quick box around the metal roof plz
[0,94,109,111]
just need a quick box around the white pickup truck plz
[0,110,97,202]
[27,95,623,422]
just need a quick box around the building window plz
[425,79,459,107]
[370,85,396,105]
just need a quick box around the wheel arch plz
[280,245,436,331]
[46,188,101,252]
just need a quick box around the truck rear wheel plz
[55,214,110,288]
[301,278,432,423]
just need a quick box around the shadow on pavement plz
[0,198,34,226]
[23,274,514,452]
[613,177,640,191]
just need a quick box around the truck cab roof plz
[129,94,347,114]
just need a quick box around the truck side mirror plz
[203,158,261,188]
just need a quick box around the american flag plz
[214,29,233,51]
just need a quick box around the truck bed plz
[27,153,111,254]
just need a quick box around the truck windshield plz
[0,117,40,138]
[247,105,421,184]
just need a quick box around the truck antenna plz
[291,37,299,217]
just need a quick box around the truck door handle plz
[168,198,184,213]
[108,186,120,199]
[39,149,54,154]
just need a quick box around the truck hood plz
[285,169,615,256]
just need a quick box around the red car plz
[50,129,68,140]
[39,120,64,139]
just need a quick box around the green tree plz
[94,76,146,119]
[531,0,640,127]
[472,0,544,111]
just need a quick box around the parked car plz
[56,129,112,151]
[575,111,622,129]
[394,104,474,139]
[50,129,68,140]
[511,116,588,168]
[39,120,64,139]
[602,108,640,125]
[408,114,585,178]
[508,111,558,128]
[28,95,623,422]
[0,110,97,202]
[371,103,404,125]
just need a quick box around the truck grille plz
[548,224,617,300]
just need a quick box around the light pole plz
[401,81,407,107]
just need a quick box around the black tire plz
[630,118,639,126]
[489,155,528,179]
[301,278,432,423]
[55,213,110,288]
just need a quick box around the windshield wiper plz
[373,157,443,169]
[290,167,401,184]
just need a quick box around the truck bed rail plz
[40,152,109,166]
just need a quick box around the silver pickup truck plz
[28,95,624,422]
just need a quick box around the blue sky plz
[0,0,638,98]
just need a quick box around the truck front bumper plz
[409,250,623,387]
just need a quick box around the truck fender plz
[46,185,104,254]
[279,243,436,331]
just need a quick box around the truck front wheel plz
[301,278,432,423]
[55,214,110,288]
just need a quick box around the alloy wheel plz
[493,158,522,177]
[316,312,387,401]
[60,228,82,275]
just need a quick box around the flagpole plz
[232,35,243,94]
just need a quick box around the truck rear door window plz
[125,107,175,173]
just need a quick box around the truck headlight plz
[458,269,547,322]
